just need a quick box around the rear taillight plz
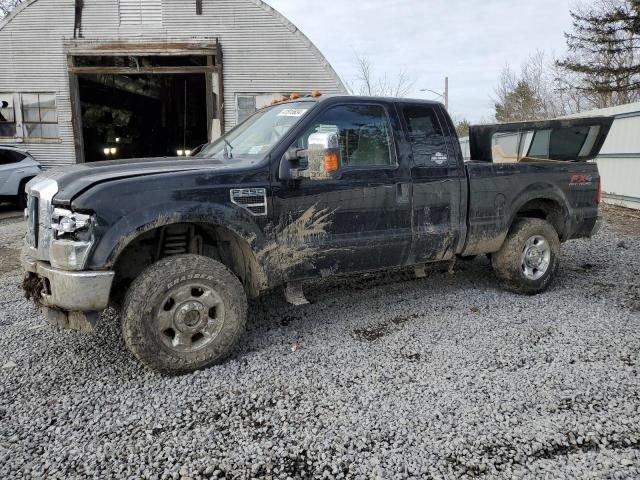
[596,177,602,205]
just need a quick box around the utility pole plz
[444,76,449,111]
[420,76,449,110]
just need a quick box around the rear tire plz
[491,218,560,295]
[122,254,247,374]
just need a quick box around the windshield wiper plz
[223,138,234,159]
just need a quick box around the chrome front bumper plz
[21,246,115,313]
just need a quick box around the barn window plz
[119,0,162,26]
[0,93,16,138]
[22,94,59,139]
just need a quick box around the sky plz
[264,0,576,123]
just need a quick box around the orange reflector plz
[311,90,322,98]
[324,153,339,172]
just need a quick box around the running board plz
[284,281,309,306]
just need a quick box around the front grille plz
[26,195,38,248]
[230,188,268,216]
[25,178,58,261]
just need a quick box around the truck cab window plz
[296,104,396,167]
[0,94,16,138]
[402,105,449,166]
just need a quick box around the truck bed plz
[461,161,600,256]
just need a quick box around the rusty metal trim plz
[69,66,216,75]
[64,40,219,57]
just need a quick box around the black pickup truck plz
[22,95,611,373]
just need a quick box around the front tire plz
[122,254,247,374]
[491,218,560,295]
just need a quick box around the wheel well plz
[18,176,35,192]
[111,223,265,305]
[514,199,567,240]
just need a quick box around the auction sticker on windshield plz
[277,108,308,117]
[248,145,269,154]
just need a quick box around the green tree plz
[495,80,544,123]
[455,119,471,138]
[493,51,560,122]
[557,0,640,107]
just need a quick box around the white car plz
[0,145,42,209]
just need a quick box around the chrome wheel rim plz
[521,235,551,281]
[155,283,225,353]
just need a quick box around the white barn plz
[0,0,346,166]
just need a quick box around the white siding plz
[596,114,640,209]
[560,103,640,210]
[0,0,347,168]
[0,1,76,168]
[119,0,162,26]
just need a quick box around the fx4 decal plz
[570,175,594,186]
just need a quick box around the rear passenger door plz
[400,103,465,262]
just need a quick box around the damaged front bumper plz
[21,247,115,332]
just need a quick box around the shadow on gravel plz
[0,247,20,274]
[237,259,496,356]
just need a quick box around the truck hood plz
[36,156,231,205]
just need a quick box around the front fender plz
[88,201,267,270]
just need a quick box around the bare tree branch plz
[349,52,415,98]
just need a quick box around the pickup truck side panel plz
[268,98,415,281]
[76,166,275,293]
[38,96,605,305]
[461,161,600,256]
[400,101,468,263]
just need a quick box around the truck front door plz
[399,103,465,262]
[270,101,413,281]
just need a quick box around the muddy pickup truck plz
[22,95,612,373]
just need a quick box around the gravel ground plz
[0,210,638,479]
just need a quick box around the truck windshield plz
[197,101,315,160]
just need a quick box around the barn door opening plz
[77,72,208,162]
[67,43,223,163]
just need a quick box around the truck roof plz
[277,94,444,107]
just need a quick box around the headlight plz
[50,208,95,271]
[51,208,92,238]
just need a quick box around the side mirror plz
[279,131,342,181]
[302,131,341,180]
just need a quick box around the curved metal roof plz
[0,0,346,92]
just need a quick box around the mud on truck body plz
[21,95,612,373]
